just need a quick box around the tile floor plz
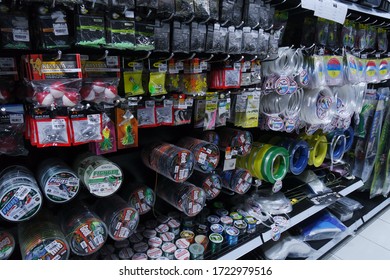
[322,206,390,260]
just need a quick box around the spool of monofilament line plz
[0,166,43,222]
[188,170,223,200]
[177,137,220,173]
[61,203,108,256]
[156,179,206,217]
[18,213,70,260]
[219,168,253,194]
[74,153,123,197]
[141,142,195,182]
[217,128,253,156]
[37,158,79,204]
[0,230,15,260]
[122,184,156,215]
[95,194,139,241]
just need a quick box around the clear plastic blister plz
[190,22,207,53]
[70,112,103,145]
[175,0,195,21]
[193,0,210,21]
[227,27,243,54]
[172,21,190,53]
[212,24,228,53]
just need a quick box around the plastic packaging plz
[74,153,123,197]
[156,179,206,217]
[188,171,222,200]
[220,168,252,195]
[18,213,70,260]
[263,234,314,260]
[36,158,79,204]
[0,166,43,222]
[61,203,107,256]
[176,137,220,173]
[123,184,156,215]
[142,142,195,182]
[95,195,139,241]
[217,128,253,156]
[301,211,347,241]
[0,230,15,260]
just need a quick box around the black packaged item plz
[244,0,261,28]
[154,20,171,52]
[194,0,211,21]
[157,0,176,19]
[34,7,72,50]
[110,0,136,9]
[301,17,316,49]
[327,21,340,50]
[227,26,242,54]
[0,8,31,50]
[356,23,367,51]
[106,11,136,50]
[135,20,155,51]
[232,0,244,26]
[172,21,190,53]
[315,18,329,47]
[366,25,377,50]
[273,11,288,46]
[75,10,106,48]
[205,23,214,53]
[191,22,207,53]
[220,0,235,24]
[241,27,258,55]
[212,23,228,53]
[341,20,356,50]
[136,0,158,19]
[259,2,273,30]
[209,0,220,21]
[268,31,278,59]
[377,27,388,52]
[175,0,194,21]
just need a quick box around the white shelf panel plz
[362,198,390,222]
[335,1,390,20]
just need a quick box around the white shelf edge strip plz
[263,180,364,243]
[335,0,390,20]
[363,198,390,222]
[307,219,364,260]
[217,236,262,260]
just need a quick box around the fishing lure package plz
[190,22,207,53]
[134,20,155,51]
[105,10,136,50]
[0,7,31,50]
[154,20,171,52]
[123,58,145,97]
[115,107,138,149]
[148,58,168,96]
[33,6,72,50]
[172,21,190,54]
[75,6,106,48]
[137,100,157,128]
[90,111,117,155]
[69,109,103,146]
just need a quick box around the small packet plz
[183,58,208,95]
[258,30,270,59]
[212,23,228,53]
[90,111,117,155]
[157,0,175,20]
[324,56,344,87]
[216,94,230,127]
[172,21,190,53]
[241,27,258,55]
[205,24,214,53]
[116,107,138,149]
[137,100,157,128]
[173,94,193,125]
[220,0,235,24]
[154,20,171,52]
[106,10,136,50]
[175,0,195,22]
[244,0,262,28]
[204,93,218,131]
[135,20,155,51]
[227,26,243,54]
[156,99,174,126]
[148,58,167,96]
[166,59,184,93]
[194,98,206,128]
[75,6,106,48]
[123,58,145,97]
[377,28,388,52]
[209,0,220,21]
[0,7,31,50]
[190,22,207,53]
[342,20,356,50]
[69,109,103,145]
[316,18,329,47]
[364,58,379,84]
[357,24,368,51]
[194,0,210,21]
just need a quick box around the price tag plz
[223,158,236,171]
[106,56,119,67]
[13,29,29,42]
[53,23,69,36]
[314,0,347,25]
[145,100,156,108]
[87,114,101,124]
[271,224,281,241]
[10,114,24,124]
[52,119,66,130]
[301,0,316,10]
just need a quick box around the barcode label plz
[45,240,63,256]
[179,169,189,180]
[198,152,207,164]
[164,100,173,107]
[0,58,15,68]
[10,114,24,124]
[94,234,104,245]
[119,227,130,238]
[106,56,119,67]
[53,23,69,36]
[13,29,29,42]
[52,119,66,130]
[87,114,101,124]
[159,63,167,72]
[133,63,143,71]
[200,61,208,70]
[145,100,155,108]
[14,187,29,200]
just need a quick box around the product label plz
[0,186,42,222]
[72,219,106,255]
[44,173,79,202]
[275,76,290,95]
[129,187,155,215]
[267,116,284,131]
[25,239,68,260]
[52,119,66,130]
[110,208,138,240]
[53,23,69,36]
[0,232,14,260]
[316,93,333,120]
[84,161,122,197]
[13,28,29,42]
[273,180,283,193]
